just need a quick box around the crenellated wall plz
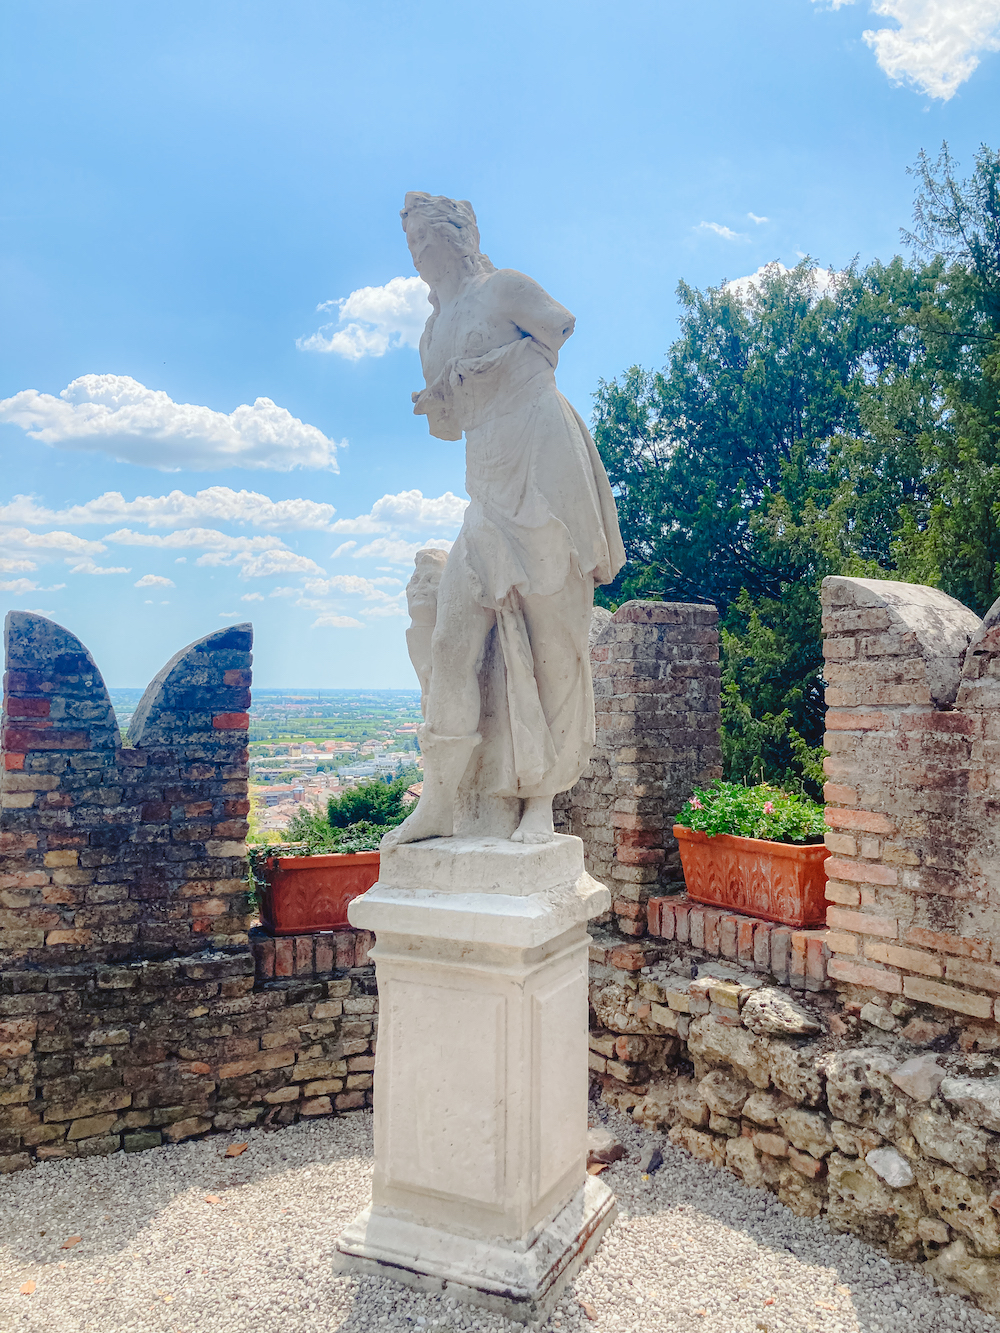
[0,613,375,1172]
[555,601,722,937]
[1,612,254,966]
[820,577,1000,1028]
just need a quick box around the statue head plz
[400,193,494,287]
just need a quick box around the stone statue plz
[385,193,625,848]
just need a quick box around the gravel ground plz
[0,1106,997,1333]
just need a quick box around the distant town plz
[109,686,424,836]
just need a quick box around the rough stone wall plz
[0,941,376,1171]
[590,931,1000,1316]
[0,613,375,1172]
[555,600,722,937]
[821,577,1000,1029]
[1,612,254,966]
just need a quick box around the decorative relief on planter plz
[674,825,828,928]
[261,851,381,935]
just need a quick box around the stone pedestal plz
[334,834,616,1323]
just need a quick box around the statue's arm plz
[492,270,576,358]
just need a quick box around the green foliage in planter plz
[672,780,827,845]
[246,775,418,904]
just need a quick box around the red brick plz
[689,906,706,951]
[335,933,355,969]
[806,936,830,983]
[788,1146,826,1179]
[790,933,807,987]
[355,931,373,966]
[274,938,294,977]
[646,897,667,936]
[613,897,645,920]
[617,918,644,937]
[703,908,722,956]
[295,935,314,976]
[314,936,334,973]
[616,847,665,866]
[3,727,88,750]
[674,902,691,944]
[753,921,772,970]
[223,670,252,687]
[212,713,250,730]
[609,947,646,972]
[4,753,25,770]
[659,901,677,941]
[6,698,50,718]
[252,937,275,979]
[719,915,739,960]
[737,919,756,965]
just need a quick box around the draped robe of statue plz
[414,266,625,829]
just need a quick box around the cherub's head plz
[405,547,449,625]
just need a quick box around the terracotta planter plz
[261,851,381,935]
[673,825,829,928]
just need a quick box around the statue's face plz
[403,211,450,273]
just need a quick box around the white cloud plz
[67,559,132,576]
[698,222,746,241]
[311,613,365,629]
[237,550,325,579]
[330,489,468,535]
[297,276,430,360]
[106,527,290,556]
[0,488,339,531]
[0,527,108,557]
[0,376,341,471]
[241,592,264,602]
[361,602,408,618]
[269,586,301,598]
[338,536,453,565]
[0,558,36,573]
[134,574,175,588]
[813,0,1000,99]
[748,213,769,224]
[724,261,842,301]
[219,611,241,618]
[0,578,66,593]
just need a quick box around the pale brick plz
[944,958,1000,993]
[825,858,897,886]
[903,977,992,1018]
[864,942,942,977]
[827,959,902,993]
[826,907,897,938]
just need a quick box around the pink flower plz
[689,796,704,810]
[763,800,775,815]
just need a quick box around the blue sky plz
[1,0,997,689]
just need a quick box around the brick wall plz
[820,576,1000,1027]
[0,612,375,1172]
[555,601,722,936]
[1,611,254,966]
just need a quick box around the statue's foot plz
[511,796,555,845]
[381,801,454,849]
